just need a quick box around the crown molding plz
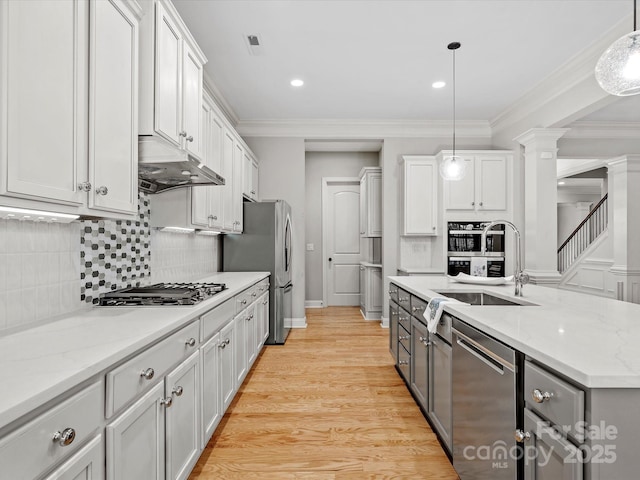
[234,119,492,139]
[557,158,606,178]
[562,121,640,139]
[490,15,631,136]
[203,71,240,126]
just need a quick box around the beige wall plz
[304,151,379,303]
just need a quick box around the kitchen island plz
[389,275,640,480]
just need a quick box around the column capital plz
[606,154,640,170]
[514,128,570,147]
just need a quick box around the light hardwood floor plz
[189,306,459,479]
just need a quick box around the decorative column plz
[514,128,569,285]
[607,155,640,303]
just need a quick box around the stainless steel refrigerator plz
[223,200,292,344]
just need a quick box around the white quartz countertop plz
[0,272,269,430]
[397,267,444,274]
[389,276,640,389]
[360,261,382,268]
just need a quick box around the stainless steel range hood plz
[138,136,225,194]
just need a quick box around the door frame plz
[321,177,361,308]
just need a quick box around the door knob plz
[328,258,332,262]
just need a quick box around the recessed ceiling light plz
[558,181,566,185]
[290,79,304,87]
[432,81,446,89]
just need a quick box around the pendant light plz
[440,42,467,181]
[595,0,640,96]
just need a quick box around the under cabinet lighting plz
[196,230,221,236]
[558,181,566,185]
[158,226,195,234]
[432,81,446,89]
[290,79,304,87]
[0,206,79,223]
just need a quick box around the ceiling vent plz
[244,34,264,55]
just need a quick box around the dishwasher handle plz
[453,327,515,374]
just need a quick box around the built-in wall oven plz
[447,222,505,277]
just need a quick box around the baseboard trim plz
[305,300,324,308]
[360,308,382,321]
[380,316,389,328]
[285,316,307,329]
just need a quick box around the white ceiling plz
[173,0,635,124]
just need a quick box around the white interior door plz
[323,180,361,306]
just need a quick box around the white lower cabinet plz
[218,321,235,412]
[233,311,247,387]
[200,332,222,447]
[106,382,165,480]
[245,303,258,367]
[257,292,269,348]
[44,435,104,480]
[359,264,382,320]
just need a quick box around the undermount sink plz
[433,291,537,306]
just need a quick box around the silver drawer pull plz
[140,368,154,380]
[186,136,194,142]
[399,335,409,341]
[185,338,196,347]
[398,360,409,365]
[398,297,409,303]
[161,397,173,408]
[532,388,553,403]
[52,428,76,446]
[263,299,268,305]
[514,429,530,442]
[172,386,184,397]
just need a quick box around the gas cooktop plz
[99,282,226,306]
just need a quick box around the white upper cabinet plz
[222,128,235,231]
[232,142,244,232]
[0,0,141,217]
[359,167,382,238]
[402,156,439,236]
[139,0,206,160]
[441,151,510,211]
[243,150,259,202]
[89,0,140,214]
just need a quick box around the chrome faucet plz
[481,220,529,296]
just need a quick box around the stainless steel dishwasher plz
[452,316,521,480]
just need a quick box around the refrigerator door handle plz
[282,282,293,293]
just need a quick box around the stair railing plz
[557,194,608,273]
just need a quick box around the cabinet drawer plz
[255,279,270,295]
[106,321,200,417]
[397,288,411,312]
[410,295,428,318]
[0,381,103,480]
[524,360,584,441]
[398,343,410,381]
[398,308,411,333]
[398,324,411,355]
[201,298,235,342]
[388,283,399,304]
[236,286,258,313]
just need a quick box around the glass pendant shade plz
[596,30,640,96]
[439,154,466,181]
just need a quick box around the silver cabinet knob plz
[52,428,76,446]
[252,292,257,297]
[179,131,187,137]
[360,231,365,234]
[186,136,194,142]
[218,342,226,349]
[96,186,108,196]
[479,201,484,206]
[251,190,256,195]
[532,389,553,403]
[212,216,217,220]
[140,368,154,380]
[78,182,92,192]
[241,299,247,305]
[514,429,531,442]
[161,397,173,408]
[432,226,436,230]
[185,338,196,347]
[471,201,475,206]
[225,338,230,345]
[172,386,184,397]
[418,336,431,347]
[263,299,268,305]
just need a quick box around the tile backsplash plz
[0,194,220,334]
[399,236,432,268]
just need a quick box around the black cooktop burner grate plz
[99,282,227,306]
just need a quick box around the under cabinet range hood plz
[138,136,224,194]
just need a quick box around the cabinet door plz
[44,435,104,480]
[403,159,438,235]
[359,265,366,312]
[368,267,383,312]
[154,2,182,147]
[222,129,235,231]
[165,352,200,480]
[181,43,203,160]
[89,0,138,214]
[191,101,210,227]
[477,155,507,210]
[410,318,429,409]
[444,155,475,210]
[233,311,247,386]
[2,0,87,205]
[106,382,165,480]
[245,303,258,367]
[359,175,367,237]
[367,172,382,236]
[523,409,583,480]
[243,151,252,198]
[232,142,244,232]
[428,333,452,452]
[251,158,259,201]
[219,321,235,412]
[389,302,399,362]
[208,114,224,229]
[260,292,270,344]
[201,333,222,446]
